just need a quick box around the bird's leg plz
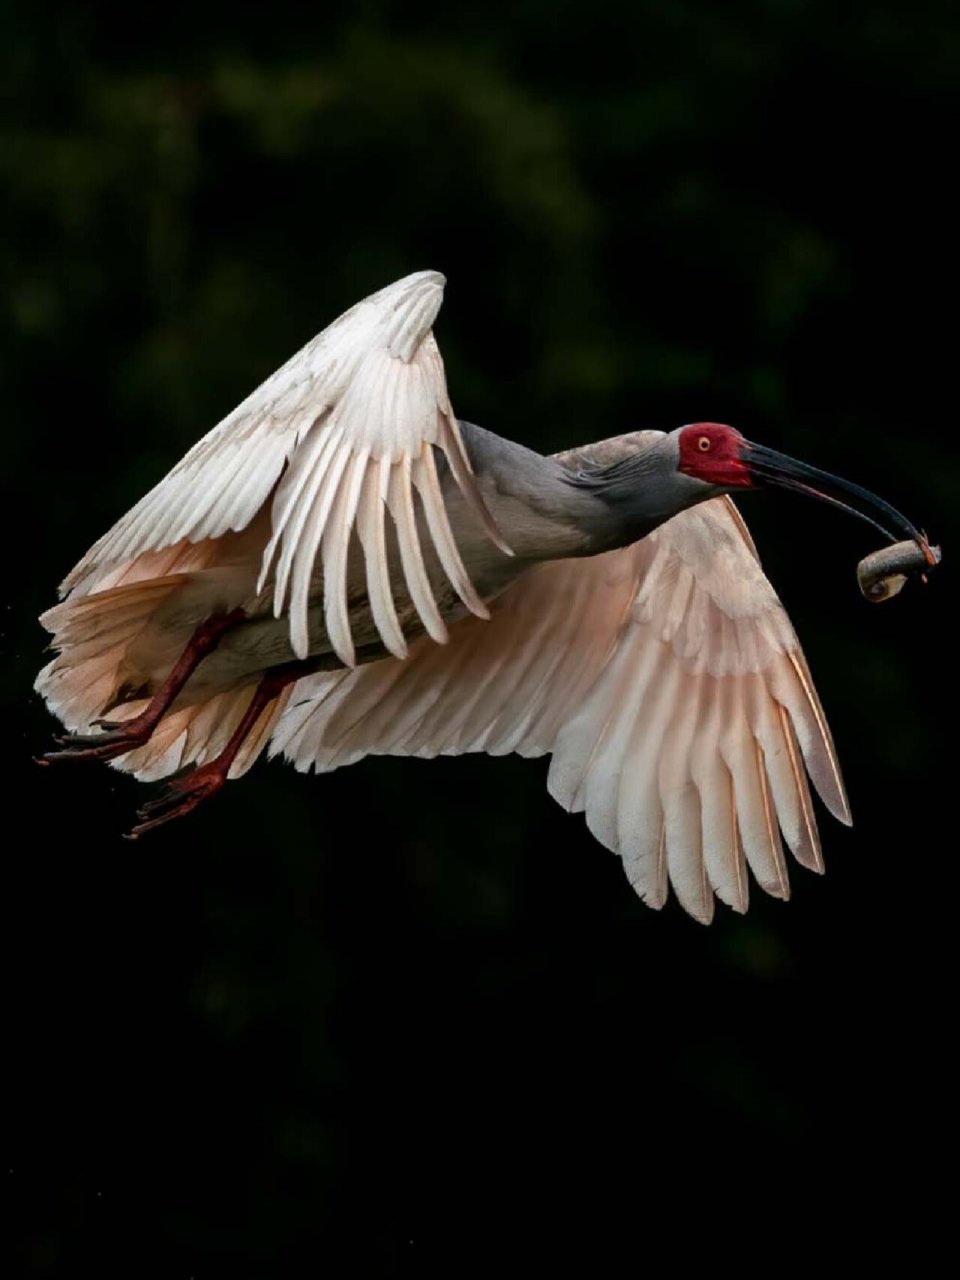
[41,607,247,764]
[126,661,311,839]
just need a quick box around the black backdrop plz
[4,2,957,1272]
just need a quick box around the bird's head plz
[676,422,752,488]
[675,421,933,552]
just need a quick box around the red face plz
[676,422,753,487]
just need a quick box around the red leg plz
[126,662,310,838]
[41,607,246,764]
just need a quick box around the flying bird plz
[35,270,932,921]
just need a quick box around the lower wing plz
[268,497,849,922]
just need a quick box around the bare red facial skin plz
[677,423,753,487]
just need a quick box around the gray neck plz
[557,430,719,551]
[458,422,719,561]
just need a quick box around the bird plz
[34,269,931,921]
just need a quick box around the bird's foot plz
[125,762,228,839]
[38,606,249,767]
[39,716,158,765]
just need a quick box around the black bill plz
[741,440,934,559]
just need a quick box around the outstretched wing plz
[61,270,508,663]
[269,497,850,922]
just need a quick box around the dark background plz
[3,1,957,1272]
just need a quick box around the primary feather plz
[62,271,506,663]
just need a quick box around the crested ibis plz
[35,271,935,920]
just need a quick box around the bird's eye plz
[698,436,711,452]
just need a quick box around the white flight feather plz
[61,270,508,664]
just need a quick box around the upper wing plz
[269,497,850,922]
[61,270,508,663]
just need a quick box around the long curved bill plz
[741,441,938,564]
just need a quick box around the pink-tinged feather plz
[270,496,846,920]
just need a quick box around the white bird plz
[35,270,931,921]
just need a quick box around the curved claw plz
[55,730,122,747]
[125,764,228,838]
[42,728,148,764]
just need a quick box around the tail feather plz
[35,576,190,734]
[36,566,285,784]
